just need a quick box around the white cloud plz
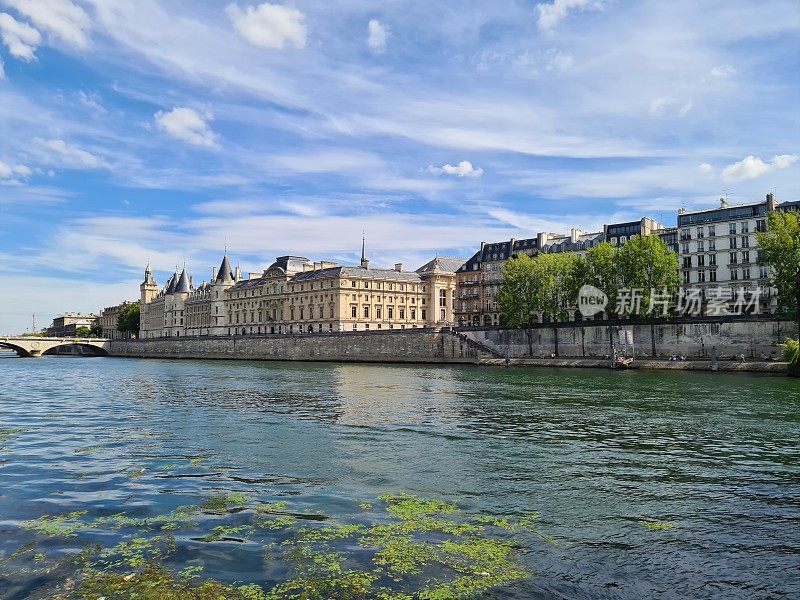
[0,12,42,60]
[649,97,692,117]
[547,51,573,72]
[721,154,799,182]
[0,160,30,179]
[427,160,484,178]
[226,2,306,50]
[710,63,736,78]
[155,107,218,148]
[273,149,383,174]
[4,0,90,48]
[698,163,714,175]
[536,0,604,32]
[367,19,387,54]
[36,138,104,168]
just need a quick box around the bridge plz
[0,337,111,357]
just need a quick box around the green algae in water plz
[20,511,89,537]
[639,520,677,530]
[18,494,542,599]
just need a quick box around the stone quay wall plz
[108,328,487,363]
[462,318,799,360]
[108,319,798,364]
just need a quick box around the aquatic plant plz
[638,520,677,530]
[0,427,26,443]
[12,493,541,599]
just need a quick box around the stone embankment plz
[106,319,798,375]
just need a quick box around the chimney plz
[361,258,370,269]
[571,228,579,244]
[212,266,217,280]
[394,263,403,272]
[766,193,776,211]
[235,265,242,281]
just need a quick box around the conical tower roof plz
[215,255,234,284]
[174,268,191,293]
[165,271,179,294]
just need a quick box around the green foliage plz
[498,253,539,329]
[74,326,97,338]
[584,242,622,314]
[783,339,800,365]
[117,302,141,336]
[757,211,800,323]
[617,234,680,316]
[201,493,250,512]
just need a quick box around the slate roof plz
[265,255,311,274]
[215,255,234,284]
[290,266,422,283]
[173,269,191,293]
[777,200,800,212]
[415,256,466,274]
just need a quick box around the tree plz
[757,211,800,329]
[531,252,583,357]
[498,254,539,356]
[117,302,141,338]
[74,326,96,338]
[583,241,621,317]
[617,235,680,356]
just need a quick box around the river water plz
[0,354,798,599]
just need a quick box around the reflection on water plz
[0,357,798,598]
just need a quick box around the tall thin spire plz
[360,232,370,269]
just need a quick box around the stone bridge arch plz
[0,337,111,357]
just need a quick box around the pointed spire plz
[215,254,234,284]
[360,232,370,269]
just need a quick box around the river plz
[0,354,798,599]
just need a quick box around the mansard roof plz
[265,255,311,275]
[415,256,466,274]
[290,265,422,283]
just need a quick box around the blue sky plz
[0,0,798,334]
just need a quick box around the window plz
[743,268,751,280]
[741,222,749,233]
[376,306,382,319]
[422,309,427,320]
[729,223,737,234]
[351,306,357,318]
[363,305,370,318]
[698,270,706,283]
[698,255,705,267]
[741,236,749,248]
[682,242,690,254]
[696,227,704,238]
[729,252,738,264]
[365,323,370,330]
[730,237,737,249]
[730,268,739,280]
[742,251,750,263]
[352,281,356,287]
[709,254,717,266]
[440,308,445,321]
[709,240,716,251]
[708,225,715,237]
[439,289,446,307]
[697,241,705,252]
[411,309,416,320]
[388,307,394,319]
[399,308,405,319]
[683,270,691,284]
[682,257,692,269]
[756,219,766,233]
[299,307,304,320]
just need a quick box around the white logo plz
[577,284,608,318]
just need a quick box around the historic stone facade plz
[139,249,464,339]
[99,301,135,339]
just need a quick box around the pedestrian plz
[739,353,745,363]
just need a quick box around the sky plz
[0,0,798,334]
